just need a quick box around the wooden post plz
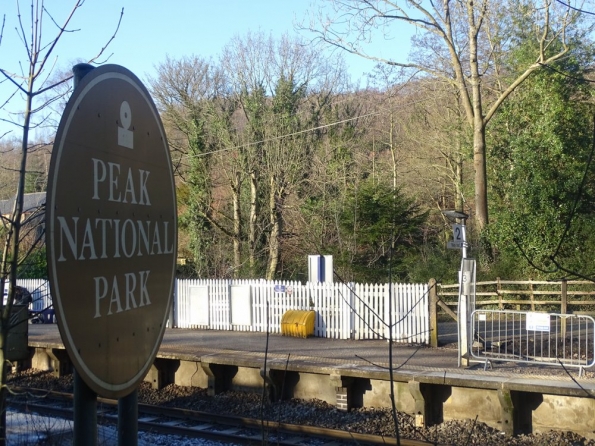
[497,277,503,309]
[429,279,438,348]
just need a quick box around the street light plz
[442,210,469,220]
[442,210,469,259]
[442,209,473,367]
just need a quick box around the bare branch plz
[0,69,27,95]
[0,14,5,47]
[32,75,73,100]
[31,1,85,81]
[87,8,124,65]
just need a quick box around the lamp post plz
[443,210,473,367]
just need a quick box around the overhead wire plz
[554,0,595,16]
[184,110,382,159]
[176,95,432,160]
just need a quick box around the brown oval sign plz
[46,65,177,398]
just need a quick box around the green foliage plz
[179,111,215,277]
[487,55,595,278]
[338,181,428,283]
[272,75,305,122]
[24,170,44,194]
[17,248,47,279]
[404,245,461,284]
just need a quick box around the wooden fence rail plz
[436,279,595,316]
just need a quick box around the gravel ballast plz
[6,369,595,445]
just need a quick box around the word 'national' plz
[57,217,174,261]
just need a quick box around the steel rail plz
[8,387,438,446]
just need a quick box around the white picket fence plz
[175,279,429,343]
[10,278,429,343]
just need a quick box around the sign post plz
[46,64,177,444]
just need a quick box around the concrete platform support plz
[36,348,71,377]
[200,362,237,396]
[261,368,300,402]
[201,362,219,397]
[175,360,209,388]
[231,367,262,392]
[408,381,428,428]
[31,348,51,372]
[260,367,273,400]
[330,374,354,411]
[13,349,32,373]
[497,387,515,436]
[260,366,282,401]
[144,359,179,390]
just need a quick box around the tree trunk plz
[231,174,242,278]
[473,119,488,230]
[266,176,281,280]
[249,172,258,276]
[389,113,397,192]
[0,343,6,446]
[455,145,464,212]
[0,82,32,446]
[467,0,489,231]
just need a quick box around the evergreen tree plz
[487,52,595,277]
[339,180,428,283]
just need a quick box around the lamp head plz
[442,210,469,221]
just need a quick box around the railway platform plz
[25,324,595,440]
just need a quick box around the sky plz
[0,0,410,140]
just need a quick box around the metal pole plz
[461,220,468,259]
[72,63,95,89]
[459,217,468,367]
[74,370,97,446]
[118,389,138,446]
[71,62,99,446]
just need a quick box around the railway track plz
[8,387,437,445]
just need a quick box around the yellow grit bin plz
[280,310,315,338]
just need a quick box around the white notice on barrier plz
[526,312,550,332]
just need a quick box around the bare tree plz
[149,55,234,276]
[0,1,121,443]
[222,31,350,279]
[305,0,592,231]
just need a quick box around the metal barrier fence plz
[470,309,595,374]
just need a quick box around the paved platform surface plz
[27,323,595,383]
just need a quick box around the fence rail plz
[437,279,595,314]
